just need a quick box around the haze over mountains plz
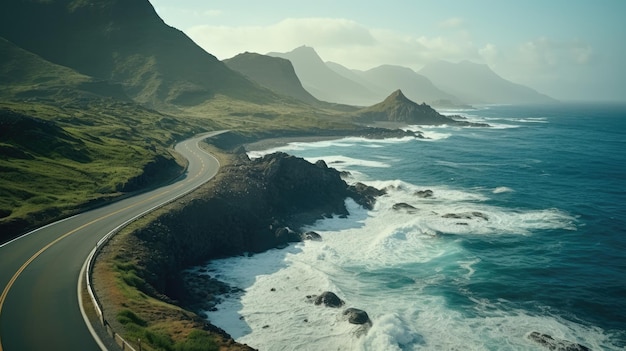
[224,52,321,105]
[419,60,557,105]
[0,0,559,241]
[255,45,555,107]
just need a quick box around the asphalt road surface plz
[0,132,223,351]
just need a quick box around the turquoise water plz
[203,103,626,350]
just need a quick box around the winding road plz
[0,132,223,351]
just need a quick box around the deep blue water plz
[207,103,626,350]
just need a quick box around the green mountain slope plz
[0,0,277,108]
[268,46,379,106]
[225,52,321,105]
[0,35,204,241]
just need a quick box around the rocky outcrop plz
[442,211,489,221]
[302,231,322,241]
[348,182,387,210]
[313,292,345,308]
[527,331,591,351]
[415,189,434,198]
[354,90,490,127]
[342,308,371,325]
[123,152,384,305]
[393,203,417,212]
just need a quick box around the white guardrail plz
[80,137,219,351]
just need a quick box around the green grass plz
[98,229,223,351]
[0,98,202,238]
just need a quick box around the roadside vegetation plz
[92,147,250,351]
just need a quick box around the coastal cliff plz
[95,147,384,350]
[133,150,381,298]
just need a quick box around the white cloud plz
[479,43,499,62]
[183,17,600,100]
[439,17,465,29]
[187,18,376,61]
[202,9,222,17]
[517,37,593,68]
[186,17,481,70]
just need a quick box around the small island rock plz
[527,331,591,351]
[342,308,371,325]
[314,291,344,308]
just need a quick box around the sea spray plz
[201,104,626,350]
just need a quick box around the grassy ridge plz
[93,148,252,351]
[0,99,203,240]
[0,66,357,242]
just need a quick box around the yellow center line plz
[0,140,214,351]
[0,175,196,351]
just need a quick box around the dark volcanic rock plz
[302,231,322,241]
[528,332,591,351]
[126,152,385,305]
[392,203,417,212]
[442,211,488,221]
[342,308,371,325]
[314,291,345,308]
[275,227,301,245]
[414,189,434,198]
[348,182,386,210]
[355,90,490,127]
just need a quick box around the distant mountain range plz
[419,60,557,104]
[267,46,380,106]
[253,45,555,106]
[224,52,320,105]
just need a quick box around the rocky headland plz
[94,142,387,350]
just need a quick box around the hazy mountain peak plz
[270,45,325,65]
[420,60,556,104]
[385,89,410,103]
[355,90,488,126]
[268,46,379,106]
[224,51,320,104]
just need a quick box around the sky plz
[148,0,626,102]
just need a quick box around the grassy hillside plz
[225,52,321,105]
[0,0,279,108]
[0,36,208,241]
[0,34,359,241]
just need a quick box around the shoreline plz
[242,122,415,152]
[91,133,389,351]
[244,135,349,152]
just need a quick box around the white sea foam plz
[249,136,416,159]
[493,186,515,193]
[200,178,596,350]
[199,132,622,350]
[404,125,451,141]
[304,155,392,169]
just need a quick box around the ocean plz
[198,103,626,350]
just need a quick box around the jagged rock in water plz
[415,189,434,198]
[442,211,488,221]
[342,308,371,325]
[314,292,344,308]
[274,227,301,244]
[527,331,591,351]
[392,203,417,212]
[302,231,322,241]
[348,182,386,210]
